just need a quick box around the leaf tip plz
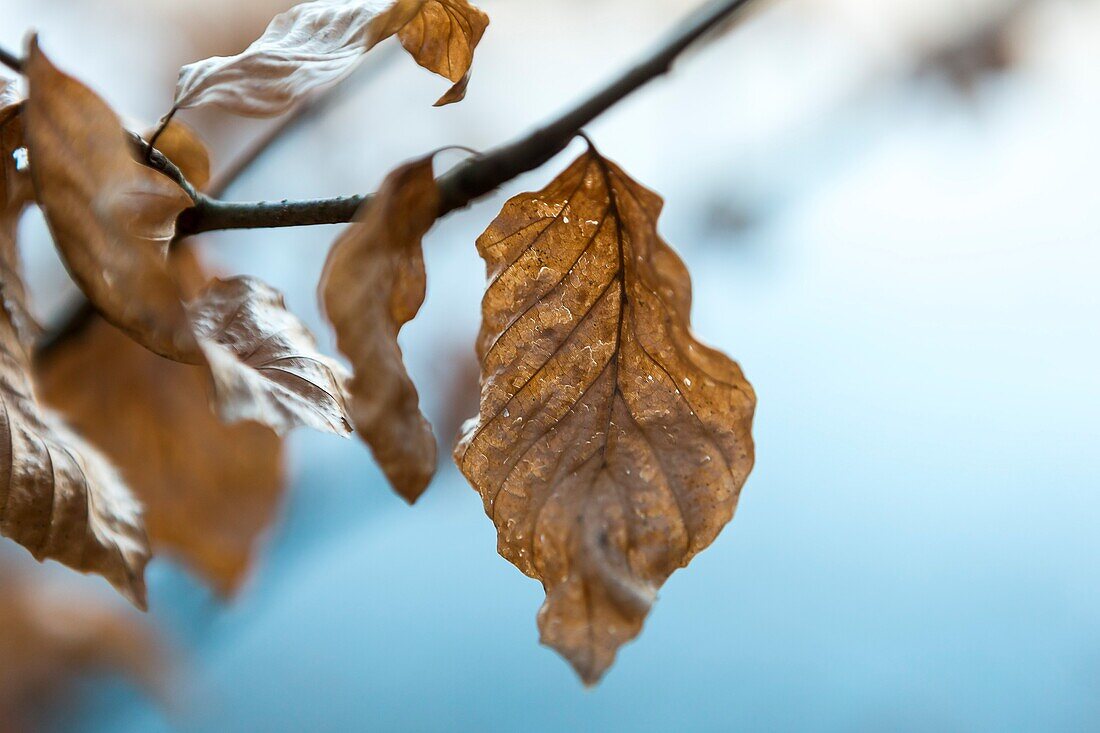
[432,71,471,107]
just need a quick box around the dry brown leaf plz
[144,118,211,190]
[0,560,163,729]
[0,287,150,610]
[1,99,39,351]
[37,249,286,597]
[190,276,353,437]
[455,147,756,684]
[398,0,488,106]
[0,87,150,609]
[23,40,197,360]
[321,158,437,503]
[173,0,427,117]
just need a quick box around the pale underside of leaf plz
[23,40,196,361]
[173,0,427,116]
[455,149,756,684]
[0,78,19,109]
[190,276,353,437]
[398,0,489,106]
[321,157,438,503]
[0,89,150,608]
[38,249,286,597]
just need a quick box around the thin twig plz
[178,0,761,234]
[128,131,201,202]
[144,107,177,163]
[206,45,399,199]
[0,46,22,74]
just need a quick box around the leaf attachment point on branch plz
[455,146,756,684]
[321,156,438,502]
[23,39,196,361]
[143,118,211,191]
[24,40,351,440]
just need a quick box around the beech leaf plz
[397,0,489,106]
[190,276,353,437]
[0,323,149,609]
[1,98,40,350]
[23,40,197,360]
[321,157,437,503]
[455,147,756,684]
[0,86,149,608]
[173,0,427,117]
[38,249,286,597]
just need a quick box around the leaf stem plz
[144,107,177,163]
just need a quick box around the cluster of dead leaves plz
[1,0,756,687]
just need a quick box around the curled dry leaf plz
[321,157,437,503]
[455,148,756,684]
[398,0,489,106]
[174,0,488,116]
[144,118,211,190]
[190,276,353,437]
[23,40,197,360]
[0,89,150,609]
[38,249,286,597]
[173,0,426,117]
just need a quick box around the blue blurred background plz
[3,0,1100,730]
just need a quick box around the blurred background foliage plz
[2,0,1099,730]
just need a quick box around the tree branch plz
[0,46,22,74]
[27,0,761,356]
[177,0,761,235]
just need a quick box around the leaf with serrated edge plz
[455,147,756,684]
[174,0,426,117]
[321,157,437,503]
[190,277,353,437]
[398,0,488,106]
[0,98,149,607]
[38,249,286,597]
[23,39,196,361]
